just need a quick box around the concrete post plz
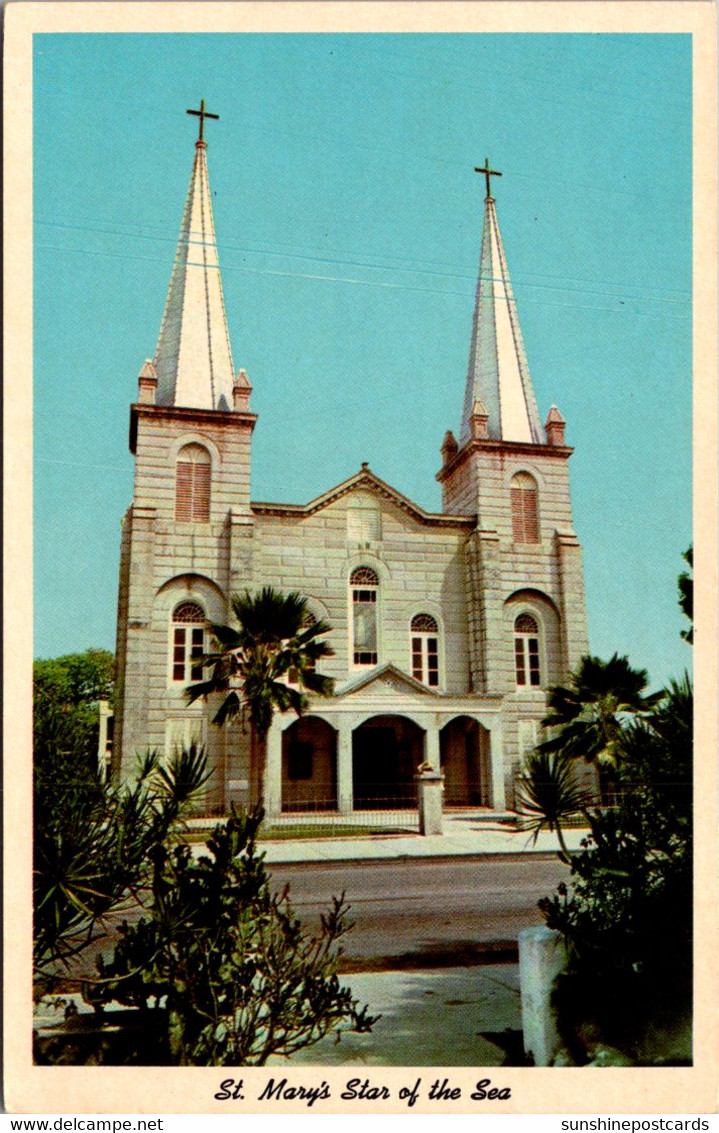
[336,720,353,815]
[518,925,567,1066]
[416,765,444,835]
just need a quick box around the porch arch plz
[352,714,423,809]
[281,716,337,813]
[440,716,492,807]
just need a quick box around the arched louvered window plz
[350,567,379,666]
[514,613,540,688]
[510,472,539,544]
[176,444,211,522]
[171,600,206,684]
[411,613,439,687]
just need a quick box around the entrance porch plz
[264,700,505,821]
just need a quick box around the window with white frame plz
[510,472,539,544]
[410,613,439,687]
[350,567,379,665]
[171,600,206,684]
[514,613,541,688]
[176,443,211,522]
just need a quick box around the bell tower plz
[113,103,256,807]
[438,161,588,786]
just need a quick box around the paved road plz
[268,855,568,969]
[56,853,567,982]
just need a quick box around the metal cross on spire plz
[474,157,502,200]
[186,99,219,143]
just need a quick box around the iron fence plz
[277,784,419,834]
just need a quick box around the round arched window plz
[171,600,206,683]
[514,614,540,687]
[350,566,379,586]
[350,568,379,665]
[410,614,439,687]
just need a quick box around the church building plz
[112,105,589,819]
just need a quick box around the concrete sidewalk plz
[266,963,523,1067]
[255,814,588,865]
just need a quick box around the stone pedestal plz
[518,925,567,1066]
[415,766,444,836]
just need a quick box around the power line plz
[34,240,691,319]
[34,220,690,303]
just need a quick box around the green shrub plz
[539,676,692,1065]
[84,808,377,1065]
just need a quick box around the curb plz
[264,849,562,867]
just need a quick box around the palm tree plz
[538,653,663,768]
[186,587,335,805]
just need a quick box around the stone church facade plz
[113,118,588,819]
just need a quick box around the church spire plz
[153,102,235,411]
[459,161,544,446]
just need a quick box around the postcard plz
[4,0,717,1117]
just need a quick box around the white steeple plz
[459,161,544,446]
[154,104,235,412]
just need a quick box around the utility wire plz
[34,218,690,303]
[34,240,691,319]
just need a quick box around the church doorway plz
[352,715,423,809]
[440,716,490,807]
[281,716,337,812]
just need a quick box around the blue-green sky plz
[33,32,692,687]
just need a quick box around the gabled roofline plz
[252,466,475,527]
[336,661,436,698]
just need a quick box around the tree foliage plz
[34,649,115,773]
[34,743,211,989]
[525,552,695,1064]
[537,653,662,767]
[678,545,693,644]
[84,808,378,1065]
[539,676,692,1064]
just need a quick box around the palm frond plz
[516,749,590,847]
[300,671,336,697]
[212,690,242,726]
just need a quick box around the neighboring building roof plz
[459,189,545,447]
[153,139,235,412]
[251,464,476,528]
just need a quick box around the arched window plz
[411,613,439,687]
[510,472,539,543]
[350,567,379,666]
[176,444,211,522]
[171,600,206,684]
[514,614,540,688]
